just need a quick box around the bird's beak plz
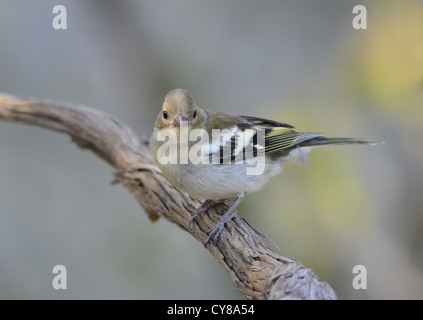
[172,114,188,127]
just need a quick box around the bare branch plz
[0,93,336,300]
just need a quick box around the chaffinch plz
[150,89,378,245]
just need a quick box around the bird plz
[149,88,379,245]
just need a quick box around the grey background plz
[1,0,422,299]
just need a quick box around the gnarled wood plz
[0,93,337,300]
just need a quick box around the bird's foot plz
[188,199,225,230]
[205,211,237,246]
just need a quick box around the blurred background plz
[0,0,422,299]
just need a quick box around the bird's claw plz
[188,198,238,246]
[205,222,225,245]
[188,200,212,230]
[188,199,225,230]
[188,211,200,230]
[204,211,237,246]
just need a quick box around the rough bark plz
[0,93,337,300]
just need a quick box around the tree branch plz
[0,93,337,300]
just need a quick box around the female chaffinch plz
[150,89,378,245]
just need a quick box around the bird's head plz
[155,89,205,131]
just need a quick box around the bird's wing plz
[207,116,323,164]
[239,116,295,130]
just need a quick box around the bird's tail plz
[299,136,382,148]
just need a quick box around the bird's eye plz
[193,110,197,119]
[163,110,168,119]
